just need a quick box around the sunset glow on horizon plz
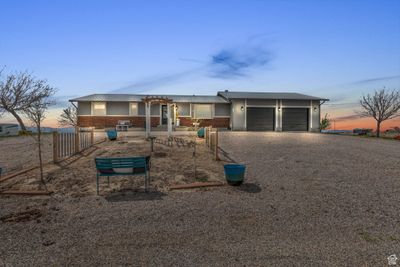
[0,1,399,131]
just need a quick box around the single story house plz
[69,91,328,132]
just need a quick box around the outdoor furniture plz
[106,130,118,140]
[95,156,151,195]
[116,120,131,131]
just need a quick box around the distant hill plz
[25,127,75,133]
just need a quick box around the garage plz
[282,108,309,131]
[246,107,275,131]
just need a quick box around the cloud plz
[48,95,79,108]
[208,46,273,78]
[333,114,363,121]
[108,37,274,93]
[351,75,400,85]
[109,68,202,94]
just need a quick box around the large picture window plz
[193,104,212,119]
[130,103,138,116]
[92,102,106,116]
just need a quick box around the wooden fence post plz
[215,129,219,160]
[75,130,80,154]
[204,127,208,146]
[53,131,59,163]
[208,127,211,146]
[90,130,94,145]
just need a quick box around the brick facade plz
[78,116,230,129]
[179,117,230,128]
[78,116,160,128]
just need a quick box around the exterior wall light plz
[313,106,318,112]
[240,106,244,111]
[278,106,281,111]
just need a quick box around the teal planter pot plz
[224,164,246,186]
[197,127,205,138]
[106,130,118,140]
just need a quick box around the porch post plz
[167,103,172,137]
[146,102,151,138]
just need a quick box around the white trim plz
[279,100,282,127]
[246,105,276,108]
[310,100,313,130]
[275,99,279,131]
[281,106,311,108]
[213,115,231,118]
[244,99,247,130]
[173,104,177,125]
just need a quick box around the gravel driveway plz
[1,132,399,266]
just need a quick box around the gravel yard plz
[1,132,399,266]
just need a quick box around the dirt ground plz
[0,133,105,176]
[0,135,224,196]
[0,134,53,175]
[0,132,399,266]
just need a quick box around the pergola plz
[142,96,173,138]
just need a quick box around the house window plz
[130,103,138,116]
[193,104,212,119]
[92,102,106,116]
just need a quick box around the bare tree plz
[0,71,53,131]
[359,88,400,137]
[24,84,56,191]
[58,104,78,127]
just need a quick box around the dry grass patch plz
[0,135,225,197]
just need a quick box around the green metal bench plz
[95,156,150,195]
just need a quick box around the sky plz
[0,0,399,130]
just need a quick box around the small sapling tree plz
[24,82,56,191]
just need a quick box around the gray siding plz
[137,102,160,116]
[246,99,276,106]
[231,99,246,130]
[138,102,146,115]
[311,100,321,131]
[107,102,129,116]
[77,102,91,115]
[282,100,310,107]
[177,103,190,116]
[151,104,160,115]
[215,103,230,116]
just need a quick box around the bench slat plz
[94,156,151,195]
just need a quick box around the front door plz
[161,105,168,125]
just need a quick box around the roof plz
[69,94,229,103]
[218,91,329,101]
